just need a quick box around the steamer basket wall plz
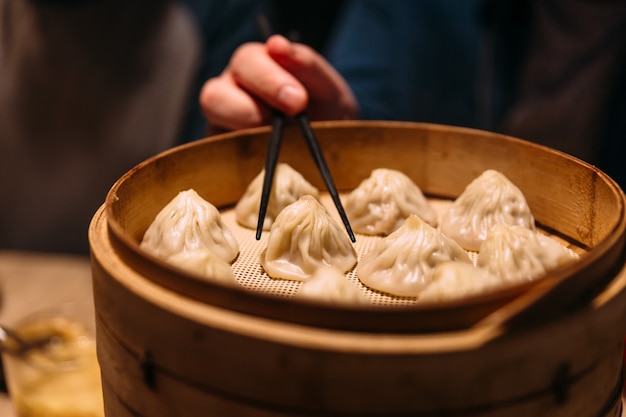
[90,121,626,417]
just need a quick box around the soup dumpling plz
[357,214,472,297]
[418,261,502,302]
[344,168,438,236]
[295,265,368,305]
[260,195,357,281]
[440,170,535,251]
[235,163,320,231]
[167,249,238,286]
[140,189,239,262]
[477,223,575,285]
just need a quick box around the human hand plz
[199,35,358,132]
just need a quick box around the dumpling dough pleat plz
[260,195,357,281]
[477,223,575,285]
[345,168,438,235]
[235,163,319,231]
[295,265,368,305]
[167,249,238,286]
[440,170,535,251]
[418,261,502,302]
[140,189,239,262]
[357,214,472,297]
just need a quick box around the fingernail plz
[278,85,306,110]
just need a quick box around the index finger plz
[229,41,309,115]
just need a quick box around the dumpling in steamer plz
[418,261,502,302]
[440,169,535,252]
[235,163,320,231]
[344,168,438,236]
[357,214,472,297]
[140,189,239,263]
[295,265,368,304]
[477,223,575,285]
[166,249,238,286]
[260,195,357,281]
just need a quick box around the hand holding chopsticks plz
[254,14,355,242]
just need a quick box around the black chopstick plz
[256,112,285,240]
[295,113,356,242]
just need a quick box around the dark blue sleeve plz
[179,0,275,142]
[324,0,483,128]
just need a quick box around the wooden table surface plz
[0,250,94,417]
[0,250,624,417]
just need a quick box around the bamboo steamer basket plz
[89,121,626,416]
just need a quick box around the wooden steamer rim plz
[102,121,626,333]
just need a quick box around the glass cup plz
[1,302,104,417]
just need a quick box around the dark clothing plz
[178,0,267,143]
[485,0,626,187]
[325,0,483,129]
[324,0,626,187]
[0,0,199,254]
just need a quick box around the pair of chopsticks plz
[255,15,355,243]
[255,110,356,243]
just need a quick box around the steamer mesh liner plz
[221,194,580,307]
